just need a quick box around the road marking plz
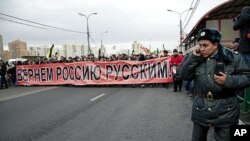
[90,93,106,101]
[0,87,58,102]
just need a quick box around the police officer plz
[179,28,250,141]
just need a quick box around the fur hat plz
[197,28,222,43]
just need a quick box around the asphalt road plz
[0,86,194,141]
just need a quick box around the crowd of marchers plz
[0,49,185,89]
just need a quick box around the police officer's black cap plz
[197,28,222,43]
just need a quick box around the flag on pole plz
[140,44,150,54]
[55,52,59,59]
[98,48,101,61]
[46,44,54,59]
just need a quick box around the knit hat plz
[197,28,222,43]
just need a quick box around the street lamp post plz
[101,31,108,47]
[167,8,193,52]
[78,12,98,55]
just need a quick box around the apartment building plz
[8,39,28,58]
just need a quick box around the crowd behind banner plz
[1,52,179,87]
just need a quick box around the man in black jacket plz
[180,28,250,141]
[233,6,250,67]
[0,60,8,89]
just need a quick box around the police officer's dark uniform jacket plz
[180,29,250,127]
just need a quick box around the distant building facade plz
[99,45,107,57]
[28,45,50,57]
[1,50,12,61]
[132,41,140,55]
[62,43,86,58]
[8,39,28,58]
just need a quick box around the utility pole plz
[167,8,193,52]
[78,12,98,55]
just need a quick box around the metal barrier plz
[237,87,250,113]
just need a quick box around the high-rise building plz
[28,45,50,57]
[99,45,107,57]
[62,43,86,58]
[28,46,37,56]
[1,50,13,61]
[132,41,140,55]
[8,39,28,58]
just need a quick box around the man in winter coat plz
[233,6,250,67]
[179,28,250,141]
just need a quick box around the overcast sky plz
[0,0,228,51]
